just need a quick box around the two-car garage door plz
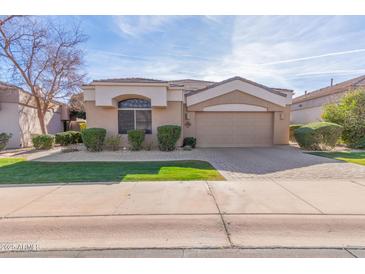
[196,112,273,147]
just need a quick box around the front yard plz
[308,152,365,166]
[0,158,224,184]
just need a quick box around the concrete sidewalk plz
[1,247,364,258]
[1,179,365,254]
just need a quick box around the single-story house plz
[83,76,293,147]
[291,75,365,124]
[0,82,69,148]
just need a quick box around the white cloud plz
[199,16,365,92]
[113,16,178,37]
[88,16,365,95]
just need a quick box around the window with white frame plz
[118,99,152,134]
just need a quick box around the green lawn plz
[0,158,224,184]
[308,151,365,166]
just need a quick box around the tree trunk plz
[36,108,48,134]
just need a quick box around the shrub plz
[105,134,122,151]
[79,122,87,132]
[32,134,55,150]
[55,131,82,146]
[294,122,343,150]
[322,89,365,146]
[128,130,145,151]
[81,128,106,152]
[157,125,181,151]
[0,133,12,151]
[352,136,365,149]
[289,124,302,142]
[183,137,197,148]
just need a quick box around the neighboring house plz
[83,76,293,147]
[0,82,69,148]
[291,75,365,124]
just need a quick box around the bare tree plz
[0,16,87,134]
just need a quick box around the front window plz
[118,99,152,134]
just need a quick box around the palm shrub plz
[81,128,106,152]
[32,134,55,150]
[322,89,365,147]
[0,133,12,151]
[157,125,181,151]
[128,130,145,151]
[294,122,343,150]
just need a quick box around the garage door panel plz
[196,112,273,147]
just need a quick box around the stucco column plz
[273,107,290,145]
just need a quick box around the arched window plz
[118,99,152,134]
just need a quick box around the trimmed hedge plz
[128,130,145,151]
[157,125,181,151]
[55,131,82,146]
[32,134,55,150]
[289,124,302,142]
[293,122,343,150]
[0,133,12,151]
[81,128,106,152]
[183,137,196,148]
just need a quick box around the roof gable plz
[186,76,290,107]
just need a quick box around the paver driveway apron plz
[35,146,365,180]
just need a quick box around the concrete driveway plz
[1,178,365,252]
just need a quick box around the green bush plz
[128,130,145,151]
[32,134,55,150]
[55,131,82,146]
[289,124,302,142]
[105,134,122,151]
[157,125,181,151]
[294,122,343,150]
[183,137,196,148]
[81,128,106,152]
[322,89,365,146]
[0,133,12,151]
[352,136,365,149]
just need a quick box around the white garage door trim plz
[196,112,273,147]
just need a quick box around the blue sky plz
[3,16,365,96]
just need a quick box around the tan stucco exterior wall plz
[290,91,347,124]
[291,106,324,124]
[273,107,290,144]
[18,104,63,147]
[85,101,183,147]
[0,102,21,148]
[185,90,289,145]
[1,88,64,148]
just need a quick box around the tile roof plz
[293,75,365,104]
[185,76,288,97]
[93,77,168,84]
[168,79,216,90]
